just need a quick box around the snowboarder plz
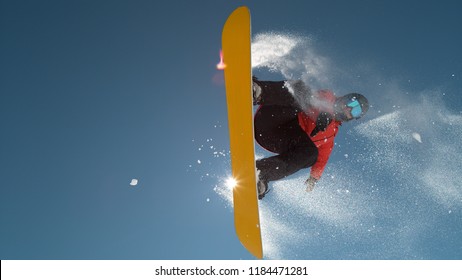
[253,77,369,199]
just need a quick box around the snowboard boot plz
[257,178,270,200]
[252,76,262,105]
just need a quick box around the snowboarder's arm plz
[310,112,334,137]
[310,141,334,180]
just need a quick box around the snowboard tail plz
[222,6,263,259]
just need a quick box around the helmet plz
[334,93,369,121]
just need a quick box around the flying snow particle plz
[130,179,138,186]
[412,132,422,143]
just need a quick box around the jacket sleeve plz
[310,140,334,180]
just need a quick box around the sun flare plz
[225,176,238,190]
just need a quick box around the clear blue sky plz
[1,0,461,259]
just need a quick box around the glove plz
[310,112,333,137]
[305,176,318,192]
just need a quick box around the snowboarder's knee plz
[293,144,318,168]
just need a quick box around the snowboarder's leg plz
[256,118,318,183]
[253,79,301,108]
[254,105,300,153]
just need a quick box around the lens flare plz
[225,176,238,190]
[216,50,226,70]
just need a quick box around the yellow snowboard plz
[222,6,263,259]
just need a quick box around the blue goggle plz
[347,99,362,118]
